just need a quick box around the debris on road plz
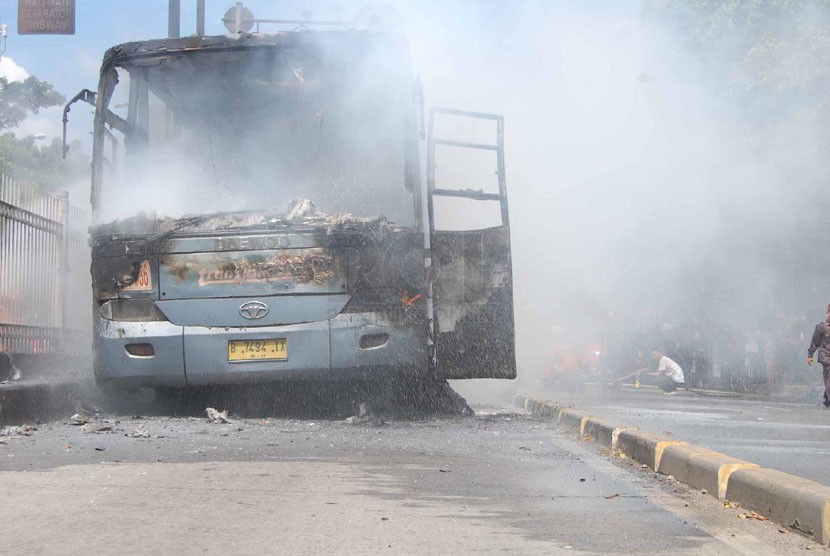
[206,407,231,424]
[604,493,620,500]
[81,422,115,434]
[722,500,741,509]
[69,413,90,425]
[344,402,385,426]
[128,429,150,438]
[1,425,36,437]
[737,511,769,521]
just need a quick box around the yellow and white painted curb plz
[515,394,830,546]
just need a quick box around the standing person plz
[807,304,830,408]
[648,349,686,394]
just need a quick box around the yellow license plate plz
[228,339,287,362]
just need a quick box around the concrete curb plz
[615,430,687,470]
[726,468,830,544]
[581,417,637,451]
[557,408,588,433]
[658,444,759,499]
[515,394,830,546]
[0,381,79,426]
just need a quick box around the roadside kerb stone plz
[581,417,637,450]
[517,395,830,546]
[539,402,559,419]
[726,468,830,545]
[530,401,559,420]
[557,408,588,434]
[615,430,688,471]
[658,444,759,499]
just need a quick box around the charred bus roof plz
[100,31,412,73]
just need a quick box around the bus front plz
[88,32,427,390]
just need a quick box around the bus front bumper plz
[94,313,428,388]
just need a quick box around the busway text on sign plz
[18,0,75,35]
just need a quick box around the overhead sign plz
[18,0,76,35]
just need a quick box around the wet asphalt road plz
[536,384,830,486]
[1,395,824,555]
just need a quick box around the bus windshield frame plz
[90,34,420,228]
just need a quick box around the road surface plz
[0,390,821,555]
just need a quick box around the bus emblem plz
[239,301,269,320]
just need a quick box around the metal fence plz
[0,175,90,356]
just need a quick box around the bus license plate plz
[228,339,287,362]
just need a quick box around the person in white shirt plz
[648,349,686,394]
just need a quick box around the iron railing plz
[0,175,90,356]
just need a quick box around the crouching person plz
[647,349,686,394]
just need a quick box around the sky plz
[0,0,641,139]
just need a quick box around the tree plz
[0,76,64,131]
[0,134,86,192]
[642,0,830,154]
[0,74,88,192]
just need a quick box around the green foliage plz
[0,76,64,131]
[0,133,87,192]
[642,0,830,152]
[0,74,88,193]
[642,0,830,332]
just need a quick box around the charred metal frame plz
[61,88,96,159]
[88,32,420,213]
[426,107,510,232]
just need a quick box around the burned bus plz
[64,27,515,393]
